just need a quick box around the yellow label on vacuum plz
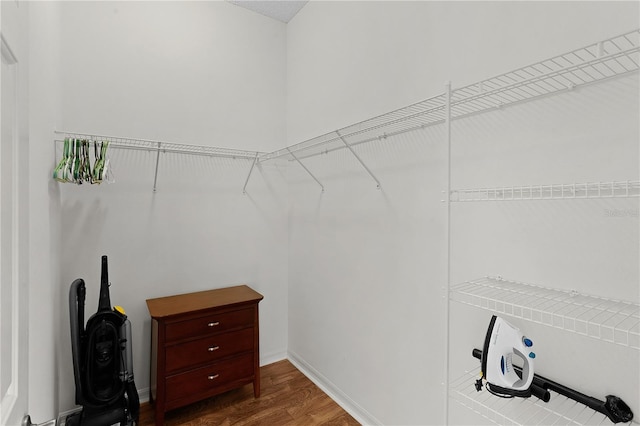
[114,305,126,315]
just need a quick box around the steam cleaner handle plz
[472,348,550,403]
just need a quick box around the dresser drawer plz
[165,352,254,403]
[165,307,254,342]
[165,327,254,373]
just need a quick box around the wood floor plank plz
[138,360,360,426]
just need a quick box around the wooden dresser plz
[146,285,263,425]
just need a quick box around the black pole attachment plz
[472,348,633,424]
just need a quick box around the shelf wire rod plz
[601,53,629,74]
[286,148,324,192]
[54,130,262,160]
[621,34,635,46]
[482,87,524,106]
[301,100,443,155]
[549,73,578,90]
[522,70,564,94]
[453,93,500,114]
[607,39,621,53]
[336,131,381,190]
[522,73,558,94]
[260,96,445,161]
[516,81,549,98]
[284,115,446,163]
[539,75,568,92]
[152,142,161,193]
[454,47,639,111]
[242,152,259,195]
[622,51,639,68]
[626,180,630,197]
[572,49,591,63]
[562,67,590,85]
[443,81,452,426]
[585,61,612,80]
[538,60,557,74]
[549,55,579,69]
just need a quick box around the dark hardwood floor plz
[138,359,361,425]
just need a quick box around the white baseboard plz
[260,349,288,366]
[137,386,150,403]
[286,350,381,426]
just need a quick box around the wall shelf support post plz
[243,152,259,194]
[336,131,381,189]
[153,142,161,192]
[287,148,324,192]
[443,81,452,425]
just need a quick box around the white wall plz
[286,2,638,424]
[54,1,289,414]
[21,1,639,423]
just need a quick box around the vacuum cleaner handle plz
[98,255,112,312]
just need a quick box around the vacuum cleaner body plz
[481,315,536,398]
[67,256,139,426]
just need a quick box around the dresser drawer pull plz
[207,346,220,352]
[207,321,220,327]
[207,374,219,380]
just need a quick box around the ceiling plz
[227,0,309,23]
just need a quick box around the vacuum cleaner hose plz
[126,380,140,423]
[69,279,86,405]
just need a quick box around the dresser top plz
[146,285,263,319]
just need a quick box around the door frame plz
[0,27,29,426]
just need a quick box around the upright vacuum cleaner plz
[67,256,140,426]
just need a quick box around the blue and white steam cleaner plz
[473,315,633,424]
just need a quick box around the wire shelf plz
[450,181,640,202]
[260,29,639,163]
[450,368,619,426]
[54,30,640,191]
[55,131,263,160]
[450,29,640,119]
[259,94,447,162]
[450,277,640,349]
[54,130,263,192]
